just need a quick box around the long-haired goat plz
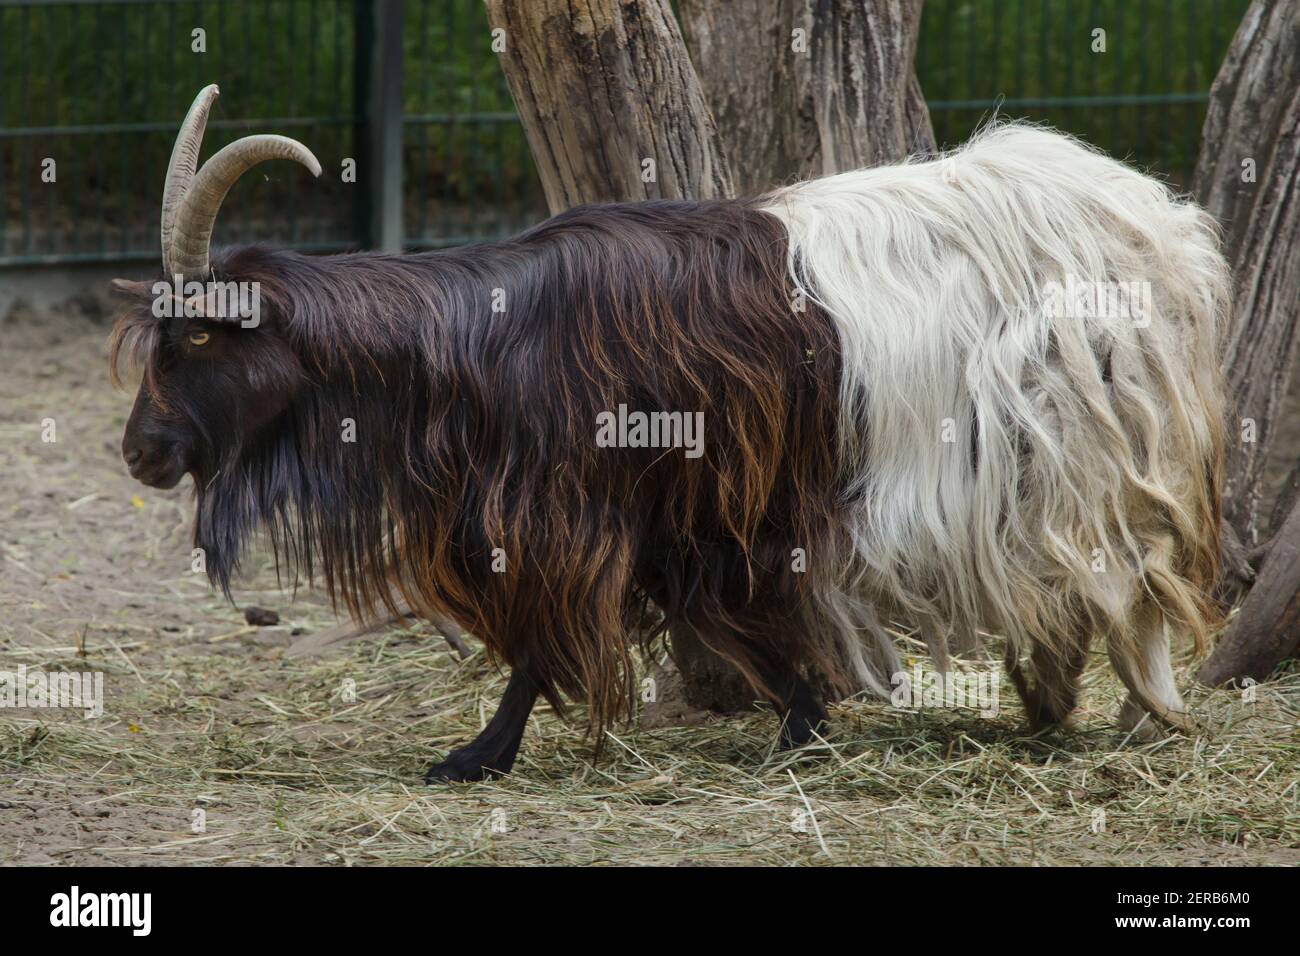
[112,86,1228,782]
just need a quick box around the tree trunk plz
[808,0,935,171]
[483,0,731,210]
[1199,496,1300,686]
[677,0,817,194]
[1194,0,1300,547]
[680,0,934,194]
[1195,0,1300,686]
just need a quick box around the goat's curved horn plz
[161,84,220,270]
[162,86,322,279]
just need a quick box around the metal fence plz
[920,0,1249,187]
[0,0,545,266]
[0,0,1249,268]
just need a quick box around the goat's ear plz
[110,278,153,297]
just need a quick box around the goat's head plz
[111,85,321,489]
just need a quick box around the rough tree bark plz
[1201,496,1300,686]
[483,0,731,209]
[677,0,818,194]
[1194,0,1300,686]
[807,0,935,171]
[1195,0,1300,547]
[680,0,933,194]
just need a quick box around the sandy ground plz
[0,277,1297,866]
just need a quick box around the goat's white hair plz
[761,123,1229,733]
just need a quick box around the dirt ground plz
[1,276,1297,866]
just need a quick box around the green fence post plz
[353,0,404,252]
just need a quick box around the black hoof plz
[424,749,505,784]
[779,711,828,750]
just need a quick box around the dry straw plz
[3,615,1296,866]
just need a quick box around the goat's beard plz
[190,416,322,602]
[190,411,403,618]
[192,444,282,599]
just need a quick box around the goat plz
[112,85,1228,782]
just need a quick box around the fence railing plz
[0,0,1247,268]
[919,0,1248,189]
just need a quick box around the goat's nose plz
[124,447,143,467]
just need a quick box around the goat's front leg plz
[751,656,828,749]
[774,674,829,749]
[425,669,538,783]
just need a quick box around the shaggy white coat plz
[761,124,1229,730]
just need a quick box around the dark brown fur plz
[111,198,856,746]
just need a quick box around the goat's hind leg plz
[425,669,538,783]
[1005,636,1090,732]
[1108,601,1195,739]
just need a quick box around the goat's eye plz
[188,331,211,347]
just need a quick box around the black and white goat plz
[112,85,1228,781]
